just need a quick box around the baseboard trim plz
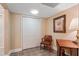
[23,46,40,50]
[0,47,4,56]
[6,48,22,56]
[7,46,40,56]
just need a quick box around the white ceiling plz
[7,3,78,18]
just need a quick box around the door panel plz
[22,18,42,49]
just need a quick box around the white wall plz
[0,15,3,48]
[0,15,4,55]
[22,18,43,49]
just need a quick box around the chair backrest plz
[43,35,52,43]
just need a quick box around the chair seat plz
[41,42,51,45]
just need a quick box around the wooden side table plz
[56,39,79,56]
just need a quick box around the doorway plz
[21,17,43,50]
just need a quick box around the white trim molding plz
[0,47,4,56]
[6,48,22,56]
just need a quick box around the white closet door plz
[22,18,42,49]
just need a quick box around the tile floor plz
[10,47,57,56]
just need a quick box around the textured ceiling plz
[7,3,78,18]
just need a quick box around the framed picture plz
[53,15,66,33]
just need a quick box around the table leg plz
[77,48,78,56]
[57,45,59,56]
[70,48,72,56]
[59,47,61,56]
[57,46,61,56]
[57,46,59,56]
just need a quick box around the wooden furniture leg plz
[77,48,78,56]
[70,48,72,56]
[59,47,61,56]
[57,45,60,56]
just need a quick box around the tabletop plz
[56,39,79,48]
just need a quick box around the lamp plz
[75,18,79,44]
[76,28,79,44]
[69,18,79,44]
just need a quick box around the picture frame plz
[53,15,66,33]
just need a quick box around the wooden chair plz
[40,35,52,52]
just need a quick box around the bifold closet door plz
[22,18,42,49]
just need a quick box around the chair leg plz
[49,46,52,52]
[40,44,42,49]
[40,44,44,49]
[46,45,52,52]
